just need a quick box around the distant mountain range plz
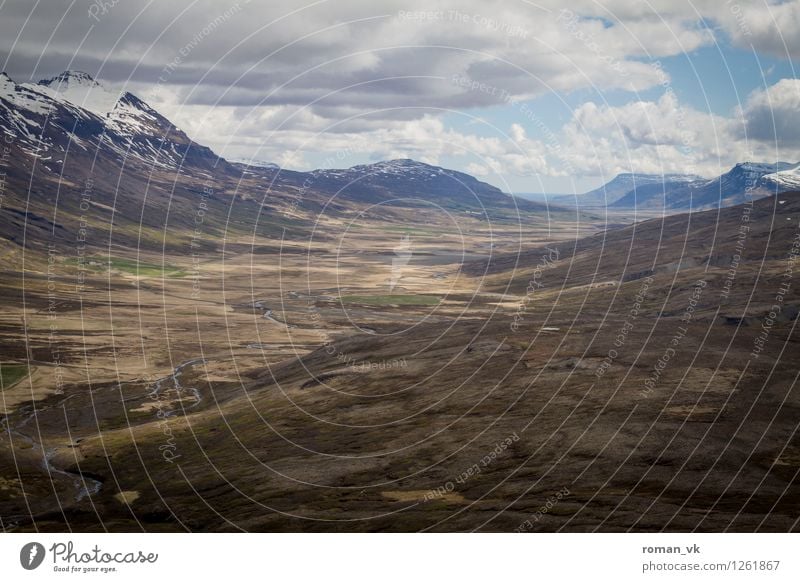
[519,162,799,211]
[581,172,703,206]
[610,162,797,210]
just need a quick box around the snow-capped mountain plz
[310,158,454,181]
[37,70,120,118]
[324,159,450,178]
[230,157,280,169]
[673,161,795,209]
[0,70,224,172]
[0,72,540,215]
[762,163,800,191]
[303,158,540,210]
[610,162,798,210]
[0,71,105,157]
[8,70,795,222]
[709,161,794,194]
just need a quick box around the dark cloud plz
[0,0,714,115]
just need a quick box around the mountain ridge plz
[0,70,556,258]
[4,70,792,215]
[610,161,796,210]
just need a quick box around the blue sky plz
[432,39,799,193]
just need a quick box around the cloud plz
[1,0,797,186]
[465,162,489,177]
[507,78,800,179]
[154,77,800,185]
[737,78,800,146]
[275,149,306,170]
[557,93,730,177]
[715,0,800,59]
[0,0,717,116]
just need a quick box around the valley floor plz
[1,201,798,532]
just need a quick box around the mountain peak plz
[35,70,119,118]
[107,90,191,144]
[39,70,101,89]
[351,158,444,175]
[381,158,424,166]
[114,91,158,115]
[761,162,800,191]
[732,161,792,173]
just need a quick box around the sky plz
[1,0,799,194]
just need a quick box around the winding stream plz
[253,301,295,328]
[147,357,207,417]
[1,404,102,504]
[0,357,208,507]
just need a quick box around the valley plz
[1,201,599,531]
[2,190,798,532]
[0,70,798,533]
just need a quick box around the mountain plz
[611,162,796,210]
[107,91,226,170]
[304,158,545,211]
[526,163,799,212]
[230,157,280,169]
[0,71,105,157]
[582,172,701,206]
[1,70,228,174]
[224,156,553,217]
[762,163,800,191]
[674,161,794,209]
[517,173,701,208]
[0,70,247,257]
[38,71,225,171]
[0,71,556,259]
[37,70,120,117]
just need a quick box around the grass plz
[107,258,185,278]
[0,363,29,391]
[339,294,441,306]
[66,256,186,278]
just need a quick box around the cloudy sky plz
[1,0,799,193]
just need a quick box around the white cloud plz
[551,79,800,177]
[715,0,800,59]
[737,78,800,146]
[275,149,306,170]
[465,162,489,176]
[170,77,800,183]
[510,123,526,143]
